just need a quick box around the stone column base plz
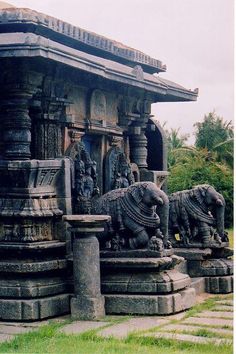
[0,241,71,321]
[71,295,105,320]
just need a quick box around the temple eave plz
[0,33,197,103]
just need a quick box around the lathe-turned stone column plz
[1,90,34,160]
[129,115,149,169]
[63,215,110,320]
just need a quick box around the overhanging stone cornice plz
[0,32,198,103]
[0,7,166,74]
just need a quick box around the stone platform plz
[174,247,233,294]
[100,252,196,315]
[0,241,70,320]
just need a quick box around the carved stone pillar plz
[1,89,34,160]
[31,98,66,159]
[63,215,110,320]
[129,113,149,169]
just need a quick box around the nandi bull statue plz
[169,184,228,247]
[92,182,170,251]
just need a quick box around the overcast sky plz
[6,0,234,143]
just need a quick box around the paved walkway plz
[0,294,233,347]
[61,294,233,346]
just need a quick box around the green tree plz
[164,127,189,168]
[194,111,233,168]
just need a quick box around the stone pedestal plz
[63,215,110,320]
[0,159,72,320]
[174,247,233,294]
[100,252,196,315]
[0,241,70,320]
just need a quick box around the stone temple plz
[0,6,232,321]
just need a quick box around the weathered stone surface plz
[205,275,233,293]
[93,182,169,251]
[0,277,68,298]
[188,258,233,277]
[101,256,175,271]
[104,287,196,315]
[173,248,212,260]
[213,305,233,311]
[100,249,173,259]
[211,247,233,259]
[71,296,105,320]
[191,277,206,295]
[98,317,170,338]
[101,268,191,294]
[60,321,109,335]
[216,299,233,306]
[0,259,67,273]
[169,185,227,248]
[0,294,70,320]
[65,216,108,320]
[0,325,34,335]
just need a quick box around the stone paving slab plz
[143,332,232,345]
[213,305,233,311]
[158,323,233,336]
[98,317,170,338]
[183,317,233,327]
[216,300,233,306]
[0,315,71,328]
[60,321,110,335]
[164,312,186,321]
[0,325,34,335]
[196,310,233,319]
[0,334,14,343]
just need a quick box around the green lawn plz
[0,324,232,354]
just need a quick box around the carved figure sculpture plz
[92,182,169,251]
[73,145,99,214]
[169,184,227,247]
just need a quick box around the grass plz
[0,326,232,354]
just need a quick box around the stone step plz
[195,310,233,319]
[159,323,233,337]
[183,317,233,327]
[144,332,232,345]
[59,321,110,335]
[98,317,170,338]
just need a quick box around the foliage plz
[163,127,189,168]
[194,111,233,168]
